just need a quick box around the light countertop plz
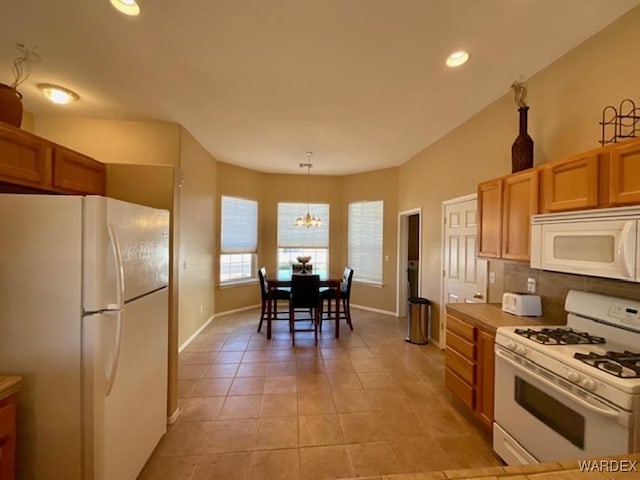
[446,303,565,334]
[0,376,22,401]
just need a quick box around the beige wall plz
[31,115,181,166]
[213,163,346,314]
[343,168,399,313]
[398,6,640,343]
[177,128,217,346]
[214,162,266,314]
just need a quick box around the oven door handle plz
[495,349,630,427]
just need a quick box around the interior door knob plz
[473,293,483,299]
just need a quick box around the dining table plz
[265,270,343,340]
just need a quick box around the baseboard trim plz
[213,304,261,318]
[178,314,214,352]
[350,304,396,317]
[167,407,181,425]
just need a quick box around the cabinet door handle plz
[473,293,484,299]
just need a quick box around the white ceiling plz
[1,1,638,175]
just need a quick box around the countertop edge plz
[445,303,565,334]
[0,376,23,401]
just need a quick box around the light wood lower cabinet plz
[0,394,17,480]
[444,313,495,432]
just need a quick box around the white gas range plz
[493,290,640,465]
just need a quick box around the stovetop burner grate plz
[574,350,640,379]
[514,327,606,345]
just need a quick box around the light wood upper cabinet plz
[478,170,537,262]
[0,123,53,190]
[477,179,503,258]
[609,140,640,205]
[502,170,538,261]
[53,147,106,195]
[541,152,599,212]
[0,122,105,195]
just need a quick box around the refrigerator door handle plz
[107,224,125,310]
[105,309,125,396]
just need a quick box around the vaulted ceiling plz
[1,1,638,174]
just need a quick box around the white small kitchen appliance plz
[501,292,542,316]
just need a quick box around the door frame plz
[440,193,479,347]
[396,207,422,318]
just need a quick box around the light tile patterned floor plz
[138,308,500,480]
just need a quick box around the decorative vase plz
[511,106,533,173]
[0,83,23,128]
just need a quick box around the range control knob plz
[505,341,517,351]
[515,346,528,356]
[567,371,582,383]
[581,378,597,391]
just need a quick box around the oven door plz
[493,346,633,464]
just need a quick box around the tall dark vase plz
[511,106,533,173]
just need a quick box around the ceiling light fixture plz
[38,84,79,105]
[294,152,322,228]
[446,50,470,68]
[110,0,141,16]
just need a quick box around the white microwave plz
[530,206,640,282]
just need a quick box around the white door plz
[441,196,487,343]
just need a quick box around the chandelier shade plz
[295,152,322,228]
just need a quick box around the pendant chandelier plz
[295,152,322,228]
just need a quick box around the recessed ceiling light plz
[446,50,470,68]
[110,0,140,16]
[38,84,79,105]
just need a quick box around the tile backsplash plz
[502,262,640,321]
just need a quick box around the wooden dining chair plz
[320,267,354,331]
[288,273,322,346]
[257,267,290,333]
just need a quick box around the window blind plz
[348,200,383,284]
[221,196,258,253]
[277,202,330,247]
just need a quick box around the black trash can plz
[406,297,430,344]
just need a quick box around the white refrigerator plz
[0,194,170,480]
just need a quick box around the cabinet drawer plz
[445,367,474,409]
[0,396,16,438]
[445,348,474,384]
[446,330,474,361]
[446,315,474,342]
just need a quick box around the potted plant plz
[0,43,40,128]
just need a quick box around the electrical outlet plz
[489,272,496,284]
[527,277,536,294]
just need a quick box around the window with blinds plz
[277,202,330,276]
[220,196,258,284]
[348,200,383,285]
